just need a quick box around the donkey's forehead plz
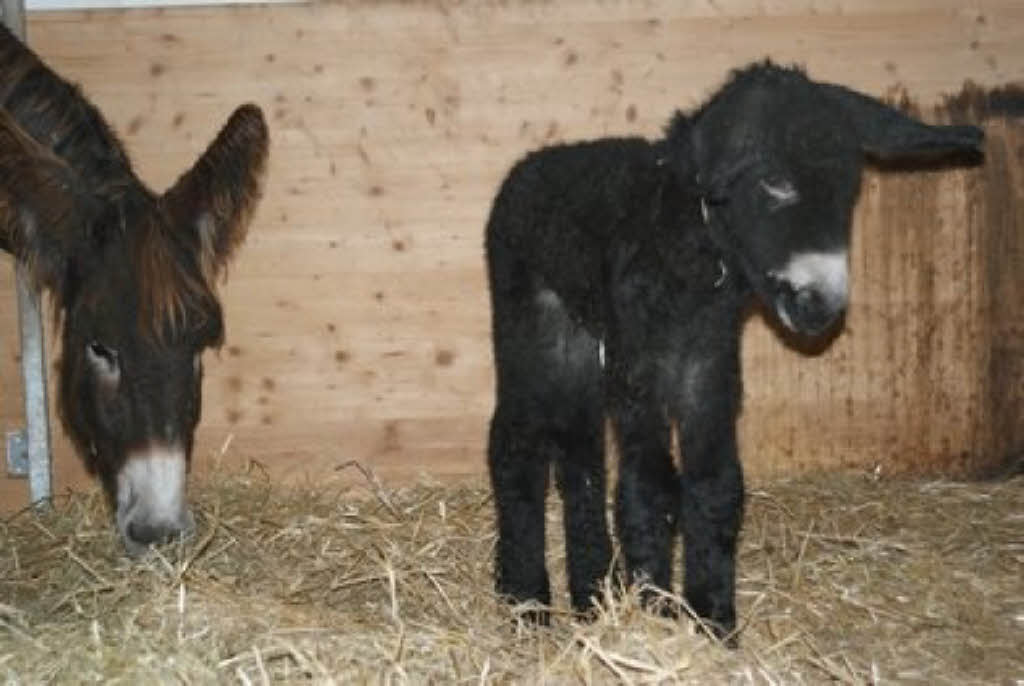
[738,121,859,179]
[707,102,859,170]
[727,79,853,139]
[74,223,222,346]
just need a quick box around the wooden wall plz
[2,0,1022,509]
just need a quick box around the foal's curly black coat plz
[484,61,983,641]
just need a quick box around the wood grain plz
[2,0,1021,510]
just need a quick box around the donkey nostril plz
[767,271,794,296]
[792,287,828,321]
[790,286,842,334]
[126,521,151,545]
[794,286,821,311]
[126,520,178,546]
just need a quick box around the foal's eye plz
[759,177,799,210]
[86,340,120,379]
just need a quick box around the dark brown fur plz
[0,24,268,553]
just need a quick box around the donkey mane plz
[133,218,222,345]
[666,61,807,130]
[707,59,807,94]
[35,192,222,346]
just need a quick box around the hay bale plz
[1,466,1021,683]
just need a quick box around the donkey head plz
[683,63,983,336]
[0,103,267,555]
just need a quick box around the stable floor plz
[1,467,1021,683]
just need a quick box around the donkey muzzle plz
[116,446,194,556]
[770,280,846,336]
[766,250,849,337]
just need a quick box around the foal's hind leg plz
[488,408,553,622]
[553,363,612,616]
[488,280,609,623]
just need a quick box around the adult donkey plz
[0,25,268,554]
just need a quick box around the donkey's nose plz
[766,250,849,336]
[116,445,192,556]
[768,274,845,337]
[789,286,840,335]
[122,508,195,556]
[773,283,844,336]
[126,520,179,547]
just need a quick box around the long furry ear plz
[821,83,984,160]
[0,108,88,294]
[161,104,269,286]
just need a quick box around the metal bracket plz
[6,429,28,476]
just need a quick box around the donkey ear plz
[822,83,984,160]
[162,104,268,284]
[0,109,86,293]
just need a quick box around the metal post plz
[0,0,23,35]
[15,266,52,506]
[2,0,53,508]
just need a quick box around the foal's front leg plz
[610,379,680,606]
[675,352,745,643]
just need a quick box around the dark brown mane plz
[134,219,220,345]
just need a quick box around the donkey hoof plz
[511,603,551,628]
[695,616,739,649]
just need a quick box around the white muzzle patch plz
[771,250,849,302]
[769,250,850,333]
[116,445,193,554]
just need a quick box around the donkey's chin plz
[115,446,194,556]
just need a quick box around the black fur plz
[484,61,983,641]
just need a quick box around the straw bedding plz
[1,462,1021,684]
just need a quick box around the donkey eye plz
[87,340,116,361]
[86,340,120,376]
[759,177,799,209]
